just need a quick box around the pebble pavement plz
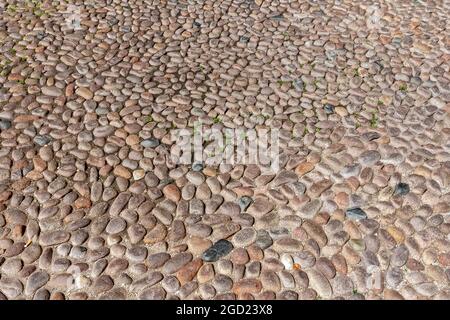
[0,0,449,300]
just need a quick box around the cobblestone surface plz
[0,0,449,300]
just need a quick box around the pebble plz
[40,231,70,246]
[394,183,410,196]
[232,228,257,248]
[307,270,333,298]
[25,270,50,296]
[238,196,253,211]
[346,208,368,220]
[141,138,160,148]
[247,198,274,217]
[0,118,12,130]
[33,135,52,146]
[192,162,204,172]
[299,199,322,218]
[324,104,335,114]
[202,240,234,262]
[106,217,127,235]
[359,150,381,166]
[391,245,409,267]
[255,230,273,250]
[75,87,93,100]
[162,253,193,274]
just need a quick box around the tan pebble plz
[387,226,405,244]
[32,156,47,172]
[65,83,75,97]
[342,246,360,265]
[346,177,360,192]
[113,165,132,179]
[203,167,217,177]
[197,264,215,283]
[343,220,362,239]
[26,171,43,180]
[335,106,348,117]
[295,162,315,176]
[176,258,203,285]
[143,224,167,244]
[75,87,93,100]
[74,197,91,209]
[331,209,345,221]
[162,184,181,202]
[14,115,39,123]
[313,212,330,225]
[133,169,145,181]
[331,254,348,274]
[99,165,113,176]
[126,135,139,145]
[246,245,264,261]
[414,166,431,178]
[233,279,262,295]
[187,236,212,256]
[12,178,31,191]
[334,192,349,208]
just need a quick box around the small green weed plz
[370,112,378,128]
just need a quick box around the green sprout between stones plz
[313,80,319,88]
[370,112,379,128]
[225,134,233,145]
[33,9,44,17]
[353,289,359,295]
[0,59,11,67]
[0,59,12,77]
[399,84,407,92]
[27,0,42,7]
[303,127,309,135]
[353,68,359,77]
[377,99,384,106]
[0,69,10,77]
[144,115,153,123]
[17,79,26,85]
[212,115,222,124]
[7,4,17,13]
